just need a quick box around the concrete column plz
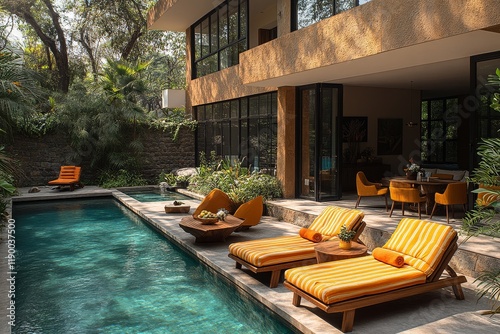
[277,0,292,37]
[277,87,296,198]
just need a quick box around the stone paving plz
[3,186,500,333]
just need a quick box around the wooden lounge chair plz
[48,166,84,191]
[283,218,467,333]
[228,206,365,288]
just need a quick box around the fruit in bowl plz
[197,210,219,224]
[198,210,217,219]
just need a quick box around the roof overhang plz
[239,29,500,95]
[148,0,224,32]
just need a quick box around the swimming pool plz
[12,198,297,333]
[121,189,193,202]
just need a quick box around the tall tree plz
[4,0,70,92]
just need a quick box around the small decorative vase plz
[406,172,417,180]
[339,240,352,250]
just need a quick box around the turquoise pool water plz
[122,189,193,202]
[13,198,296,334]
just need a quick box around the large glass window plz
[192,0,248,79]
[420,98,460,163]
[293,0,372,30]
[195,92,277,174]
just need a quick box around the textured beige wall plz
[188,65,276,106]
[239,0,500,84]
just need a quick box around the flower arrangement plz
[216,208,229,221]
[407,164,422,173]
[338,224,356,242]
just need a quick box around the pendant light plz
[406,81,418,128]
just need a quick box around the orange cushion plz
[229,236,324,267]
[193,189,233,218]
[284,256,426,304]
[372,247,404,268]
[228,207,364,268]
[233,196,263,227]
[382,218,456,276]
[308,206,364,237]
[48,166,81,185]
[299,228,323,243]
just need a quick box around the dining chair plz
[355,171,388,211]
[430,182,467,223]
[389,181,427,219]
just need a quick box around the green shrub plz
[98,169,147,188]
[229,173,283,205]
[188,152,282,205]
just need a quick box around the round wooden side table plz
[314,241,368,263]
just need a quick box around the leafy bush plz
[230,173,283,205]
[159,172,191,188]
[461,68,500,315]
[98,169,147,188]
[188,152,282,205]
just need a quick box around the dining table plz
[383,176,459,215]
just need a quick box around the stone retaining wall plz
[4,127,195,187]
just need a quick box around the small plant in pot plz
[338,224,356,250]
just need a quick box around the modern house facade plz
[148,0,500,201]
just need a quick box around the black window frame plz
[292,0,370,31]
[191,0,249,79]
[194,92,278,174]
[420,97,460,164]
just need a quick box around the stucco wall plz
[188,65,276,106]
[239,0,500,85]
[5,128,195,187]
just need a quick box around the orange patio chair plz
[389,181,426,219]
[355,171,388,211]
[228,206,365,288]
[192,188,234,218]
[430,182,467,223]
[233,195,264,231]
[48,166,83,191]
[284,218,466,333]
[476,184,500,207]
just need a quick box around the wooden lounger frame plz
[229,220,366,288]
[283,235,467,333]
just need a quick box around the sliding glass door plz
[298,84,342,201]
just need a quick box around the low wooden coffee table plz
[179,215,243,243]
[314,241,368,263]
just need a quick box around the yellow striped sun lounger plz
[228,206,365,288]
[283,218,467,333]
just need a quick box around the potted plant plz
[338,224,357,250]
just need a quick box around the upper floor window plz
[293,0,372,30]
[192,0,248,79]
